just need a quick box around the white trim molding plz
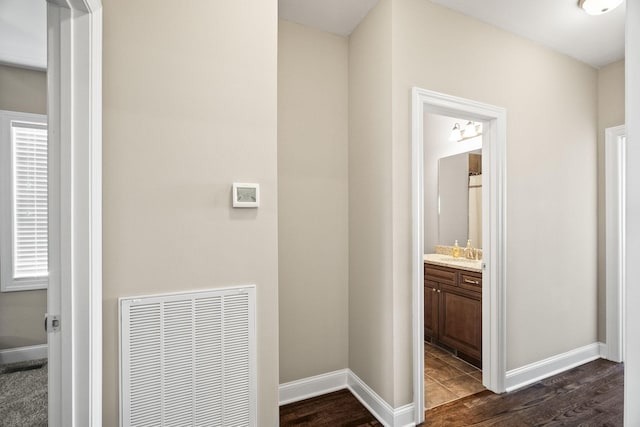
[605,125,626,364]
[279,370,415,427]
[626,3,640,426]
[348,371,415,427]
[411,87,507,424]
[505,343,603,392]
[47,0,102,426]
[279,370,349,405]
[0,344,48,364]
[599,342,608,358]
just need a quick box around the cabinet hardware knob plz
[437,290,441,293]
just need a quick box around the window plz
[1,110,48,292]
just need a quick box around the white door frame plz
[626,2,640,425]
[605,125,626,363]
[411,87,507,423]
[47,0,102,425]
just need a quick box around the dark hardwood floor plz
[424,358,623,426]
[279,359,623,426]
[280,389,381,426]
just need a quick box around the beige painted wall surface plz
[597,60,625,342]
[278,20,349,383]
[348,0,395,405]
[388,0,597,405]
[102,0,279,424]
[0,64,47,350]
[0,65,47,114]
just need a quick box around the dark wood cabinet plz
[424,280,438,340]
[424,263,482,364]
[439,283,482,360]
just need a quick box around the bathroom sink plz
[446,256,480,264]
[423,253,482,272]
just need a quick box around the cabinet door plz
[424,281,438,340]
[438,285,482,359]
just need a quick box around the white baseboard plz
[279,369,415,427]
[347,371,415,427]
[599,342,608,359]
[505,342,603,392]
[346,371,394,426]
[0,344,48,364]
[279,369,349,405]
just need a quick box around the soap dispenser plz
[452,240,461,258]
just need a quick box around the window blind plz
[11,121,48,280]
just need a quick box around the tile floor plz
[424,342,485,410]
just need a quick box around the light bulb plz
[449,123,462,142]
[462,121,478,139]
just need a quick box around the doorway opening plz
[411,88,507,424]
[0,1,49,422]
[422,113,485,410]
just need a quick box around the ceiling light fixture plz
[578,0,624,16]
[449,121,482,142]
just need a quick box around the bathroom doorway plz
[422,113,485,410]
[411,88,507,423]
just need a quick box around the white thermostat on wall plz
[232,183,260,208]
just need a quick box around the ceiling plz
[0,0,46,70]
[278,0,625,69]
[279,0,379,37]
[430,0,624,68]
[0,0,625,70]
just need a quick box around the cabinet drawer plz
[425,266,456,286]
[460,273,482,292]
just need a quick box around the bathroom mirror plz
[438,150,482,249]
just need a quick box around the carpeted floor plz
[0,359,48,427]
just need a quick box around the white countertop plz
[424,253,482,273]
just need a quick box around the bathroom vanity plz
[424,254,482,367]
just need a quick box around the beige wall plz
[102,0,279,424]
[349,0,599,407]
[395,0,598,400]
[0,65,47,114]
[0,64,47,350]
[597,60,625,342]
[278,20,349,383]
[348,0,396,404]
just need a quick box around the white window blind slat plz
[11,121,48,281]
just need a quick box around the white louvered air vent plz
[119,286,256,427]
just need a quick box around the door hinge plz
[45,314,61,333]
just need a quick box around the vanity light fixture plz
[449,121,482,142]
[578,0,624,15]
[448,123,462,142]
[462,121,478,139]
